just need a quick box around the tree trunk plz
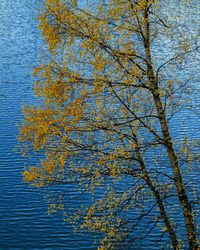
[143,3,199,248]
[152,91,199,250]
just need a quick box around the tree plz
[19,0,200,249]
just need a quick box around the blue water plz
[0,1,199,249]
[0,1,97,249]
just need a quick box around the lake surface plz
[0,1,97,249]
[0,1,199,249]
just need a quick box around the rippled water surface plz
[0,1,96,249]
[0,1,199,249]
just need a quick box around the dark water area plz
[0,1,199,249]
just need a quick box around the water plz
[0,1,96,249]
[0,1,199,249]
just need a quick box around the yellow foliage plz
[19,0,200,249]
[23,167,40,182]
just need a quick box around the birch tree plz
[19,0,200,249]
